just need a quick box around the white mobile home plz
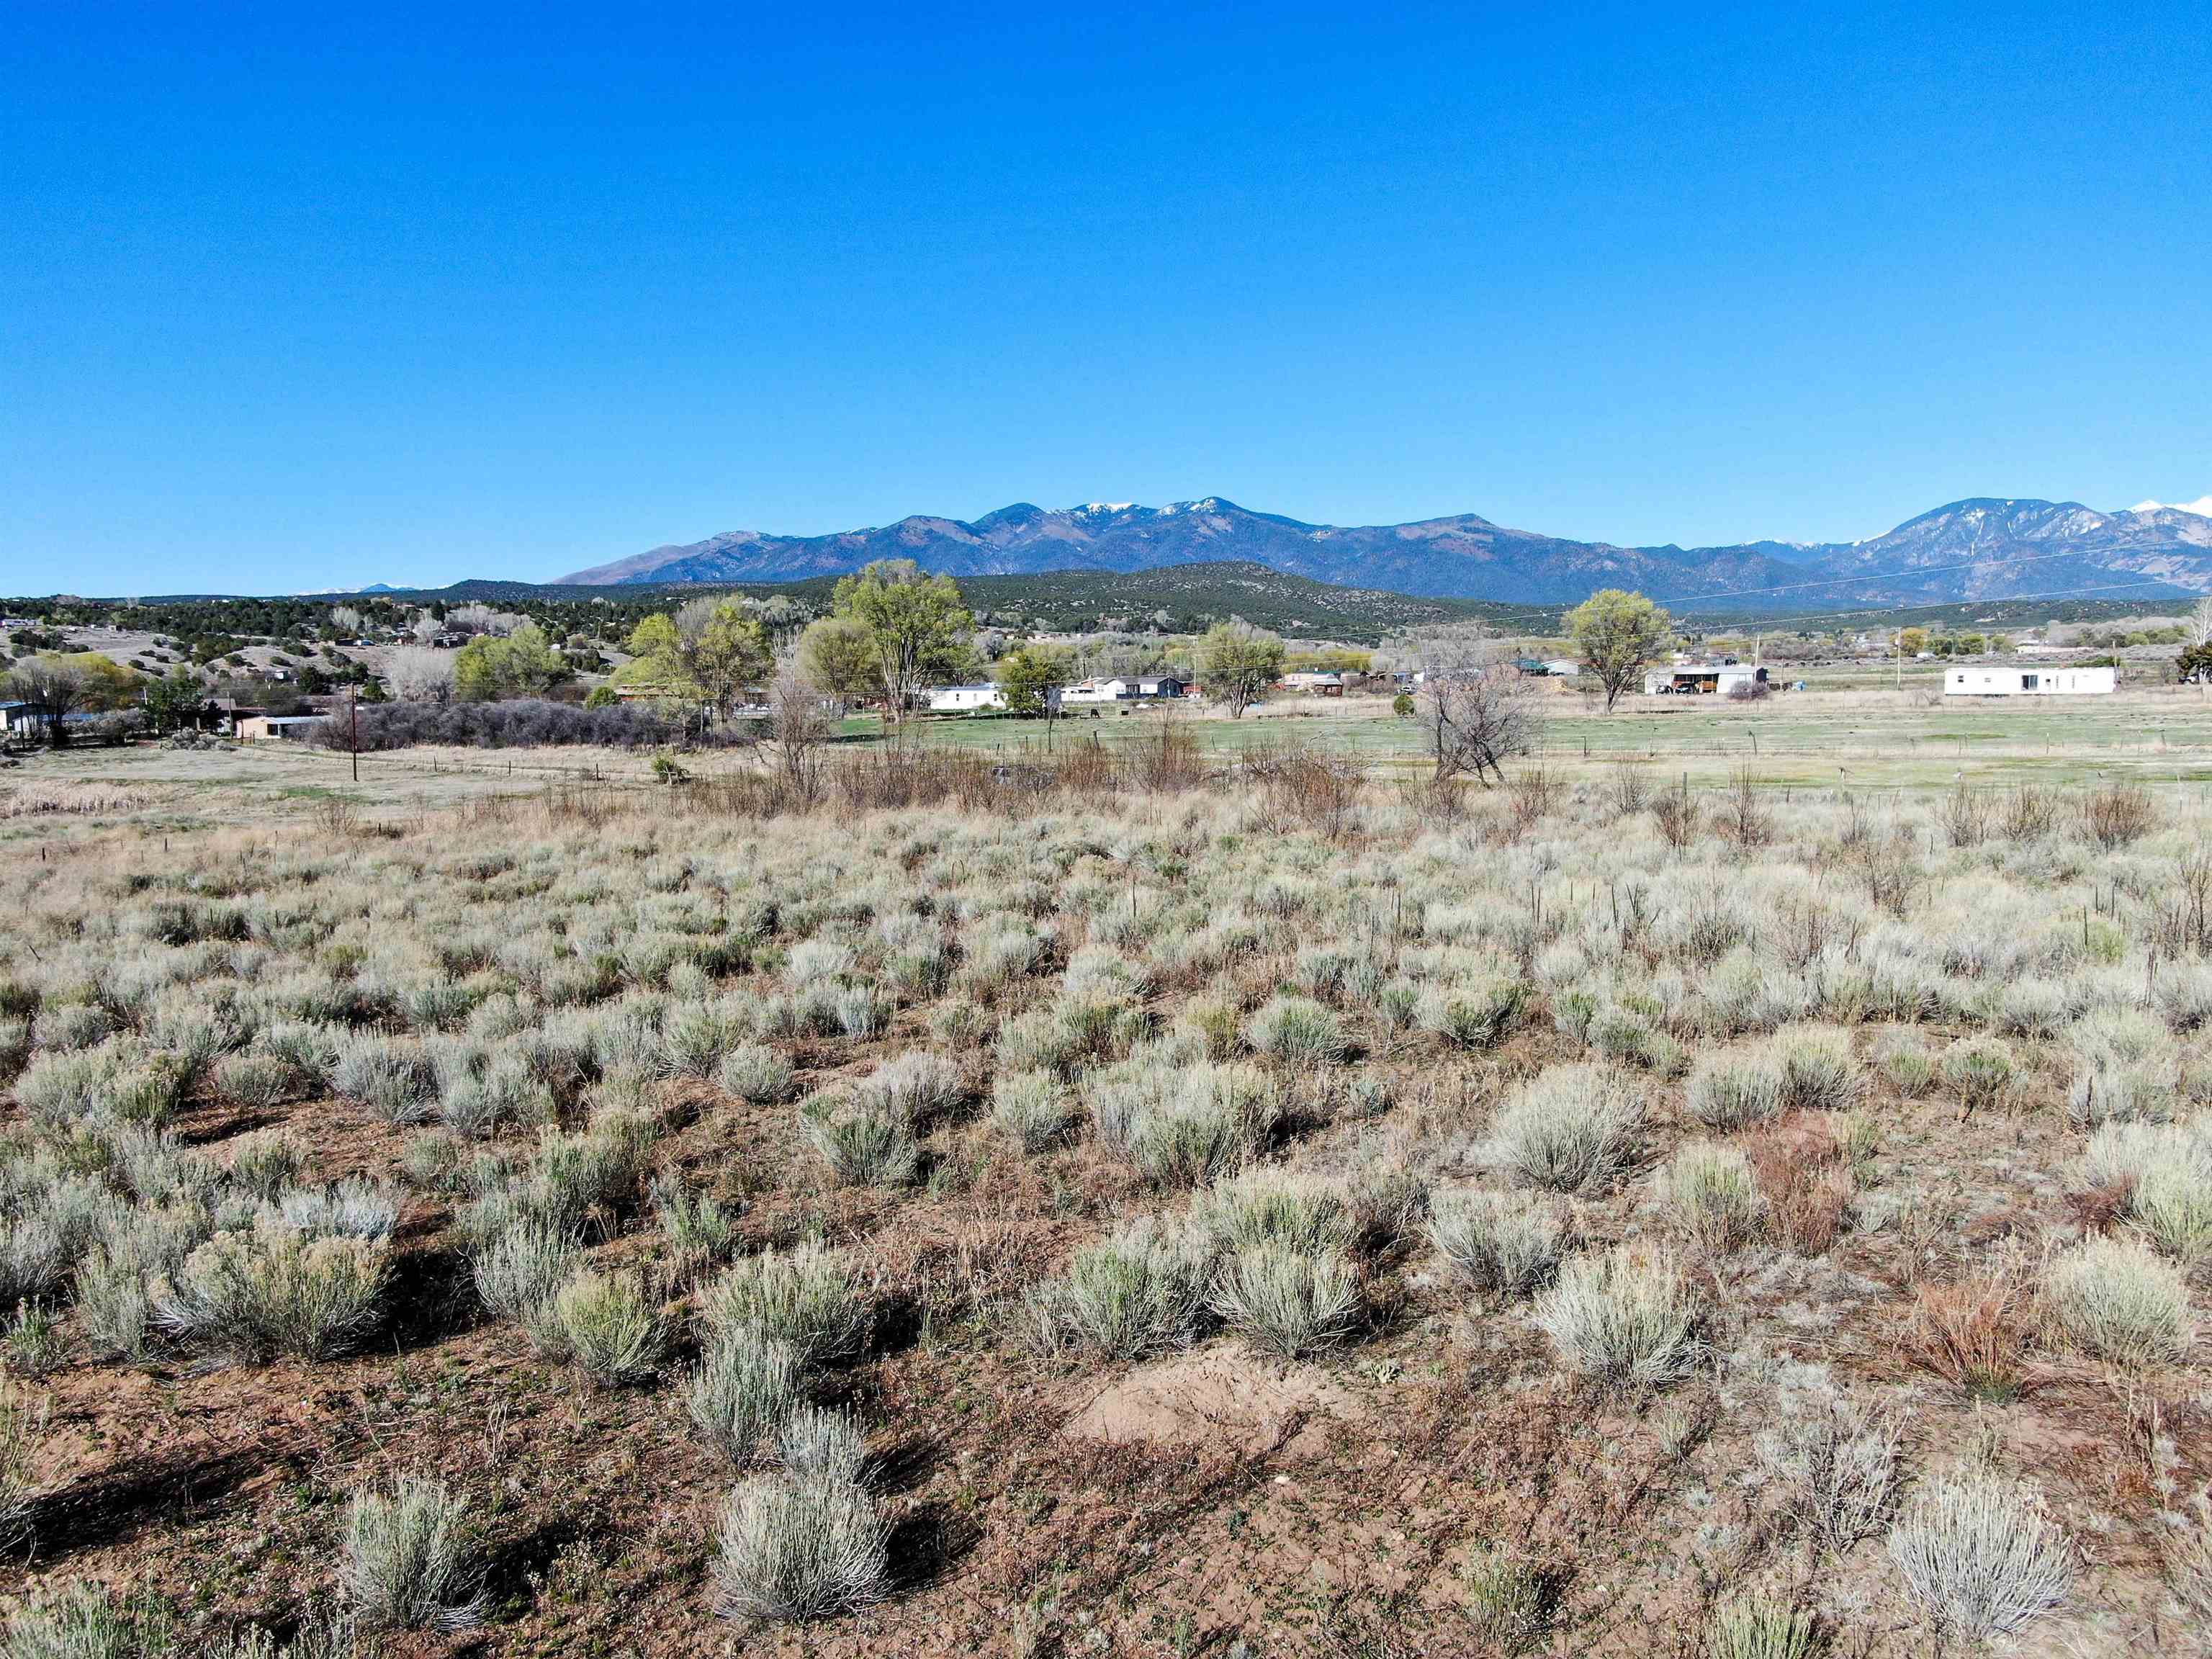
[1944,667,2115,697]
[925,683,1003,713]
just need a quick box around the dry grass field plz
[4,720,2212,1656]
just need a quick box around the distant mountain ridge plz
[559,495,2212,610]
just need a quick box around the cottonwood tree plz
[1197,620,1285,719]
[2187,597,2212,649]
[795,616,878,712]
[383,646,456,705]
[997,644,1072,716]
[453,624,569,702]
[830,560,974,725]
[144,667,208,734]
[1566,589,1673,713]
[1413,627,1539,784]
[621,600,773,724]
[1,660,89,746]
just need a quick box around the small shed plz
[1644,665,1768,696]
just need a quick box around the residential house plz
[0,701,54,737]
[235,714,328,741]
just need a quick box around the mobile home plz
[1943,667,2115,697]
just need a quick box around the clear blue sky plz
[5,3,2208,595]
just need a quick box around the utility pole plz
[349,687,359,783]
[1895,629,1903,691]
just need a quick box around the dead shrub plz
[1902,1273,2031,1399]
[2083,781,2157,850]
[1713,765,1771,848]
[1244,743,1363,840]
[1745,1115,1853,1255]
[2001,782,2061,840]
[1506,765,1560,834]
[1607,761,1650,817]
[1938,783,1990,848]
[1650,775,1697,853]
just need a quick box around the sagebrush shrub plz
[341,1477,487,1633]
[719,1043,794,1105]
[1426,1189,1563,1298]
[703,1245,868,1367]
[1414,976,1527,1049]
[1211,1241,1361,1358]
[157,1226,387,1363]
[711,1467,889,1622]
[990,1069,1073,1151]
[331,1033,439,1125]
[551,1269,663,1385]
[0,1583,174,1658]
[1941,1039,2015,1112]
[687,1327,804,1466]
[1196,1169,1354,1256]
[1491,1064,1643,1195]
[1660,1141,1761,1251]
[276,1178,400,1241]
[1245,995,1346,1067]
[1028,1219,1210,1361]
[1684,1050,1784,1130]
[778,1406,868,1485]
[469,1218,577,1327]
[1704,1597,1816,1659]
[1754,1391,1900,1555]
[2044,1233,2193,1365]
[1771,1025,1861,1112]
[1534,1246,1702,1393]
[1887,1469,2072,1639]
[0,1383,41,1552]
[797,1100,920,1187]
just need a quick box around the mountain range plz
[559,496,2212,612]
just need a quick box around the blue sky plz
[4,2,2208,594]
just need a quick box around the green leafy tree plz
[1897,626,1929,657]
[1565,590,1673,713]
[795,617,878,711]
[144,667,208,735]
[584,684,619,709]
[997,644,1072,716]
[1196,621,1286,719]
[452,624,570,703]
[616,601,772,722]
[830,559,974,724]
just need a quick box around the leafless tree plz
[1,660,89,747]
[384,645,456,705]
[763,662,833,804]
[2188,596,2212,649]
[1413,626,1539,785]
